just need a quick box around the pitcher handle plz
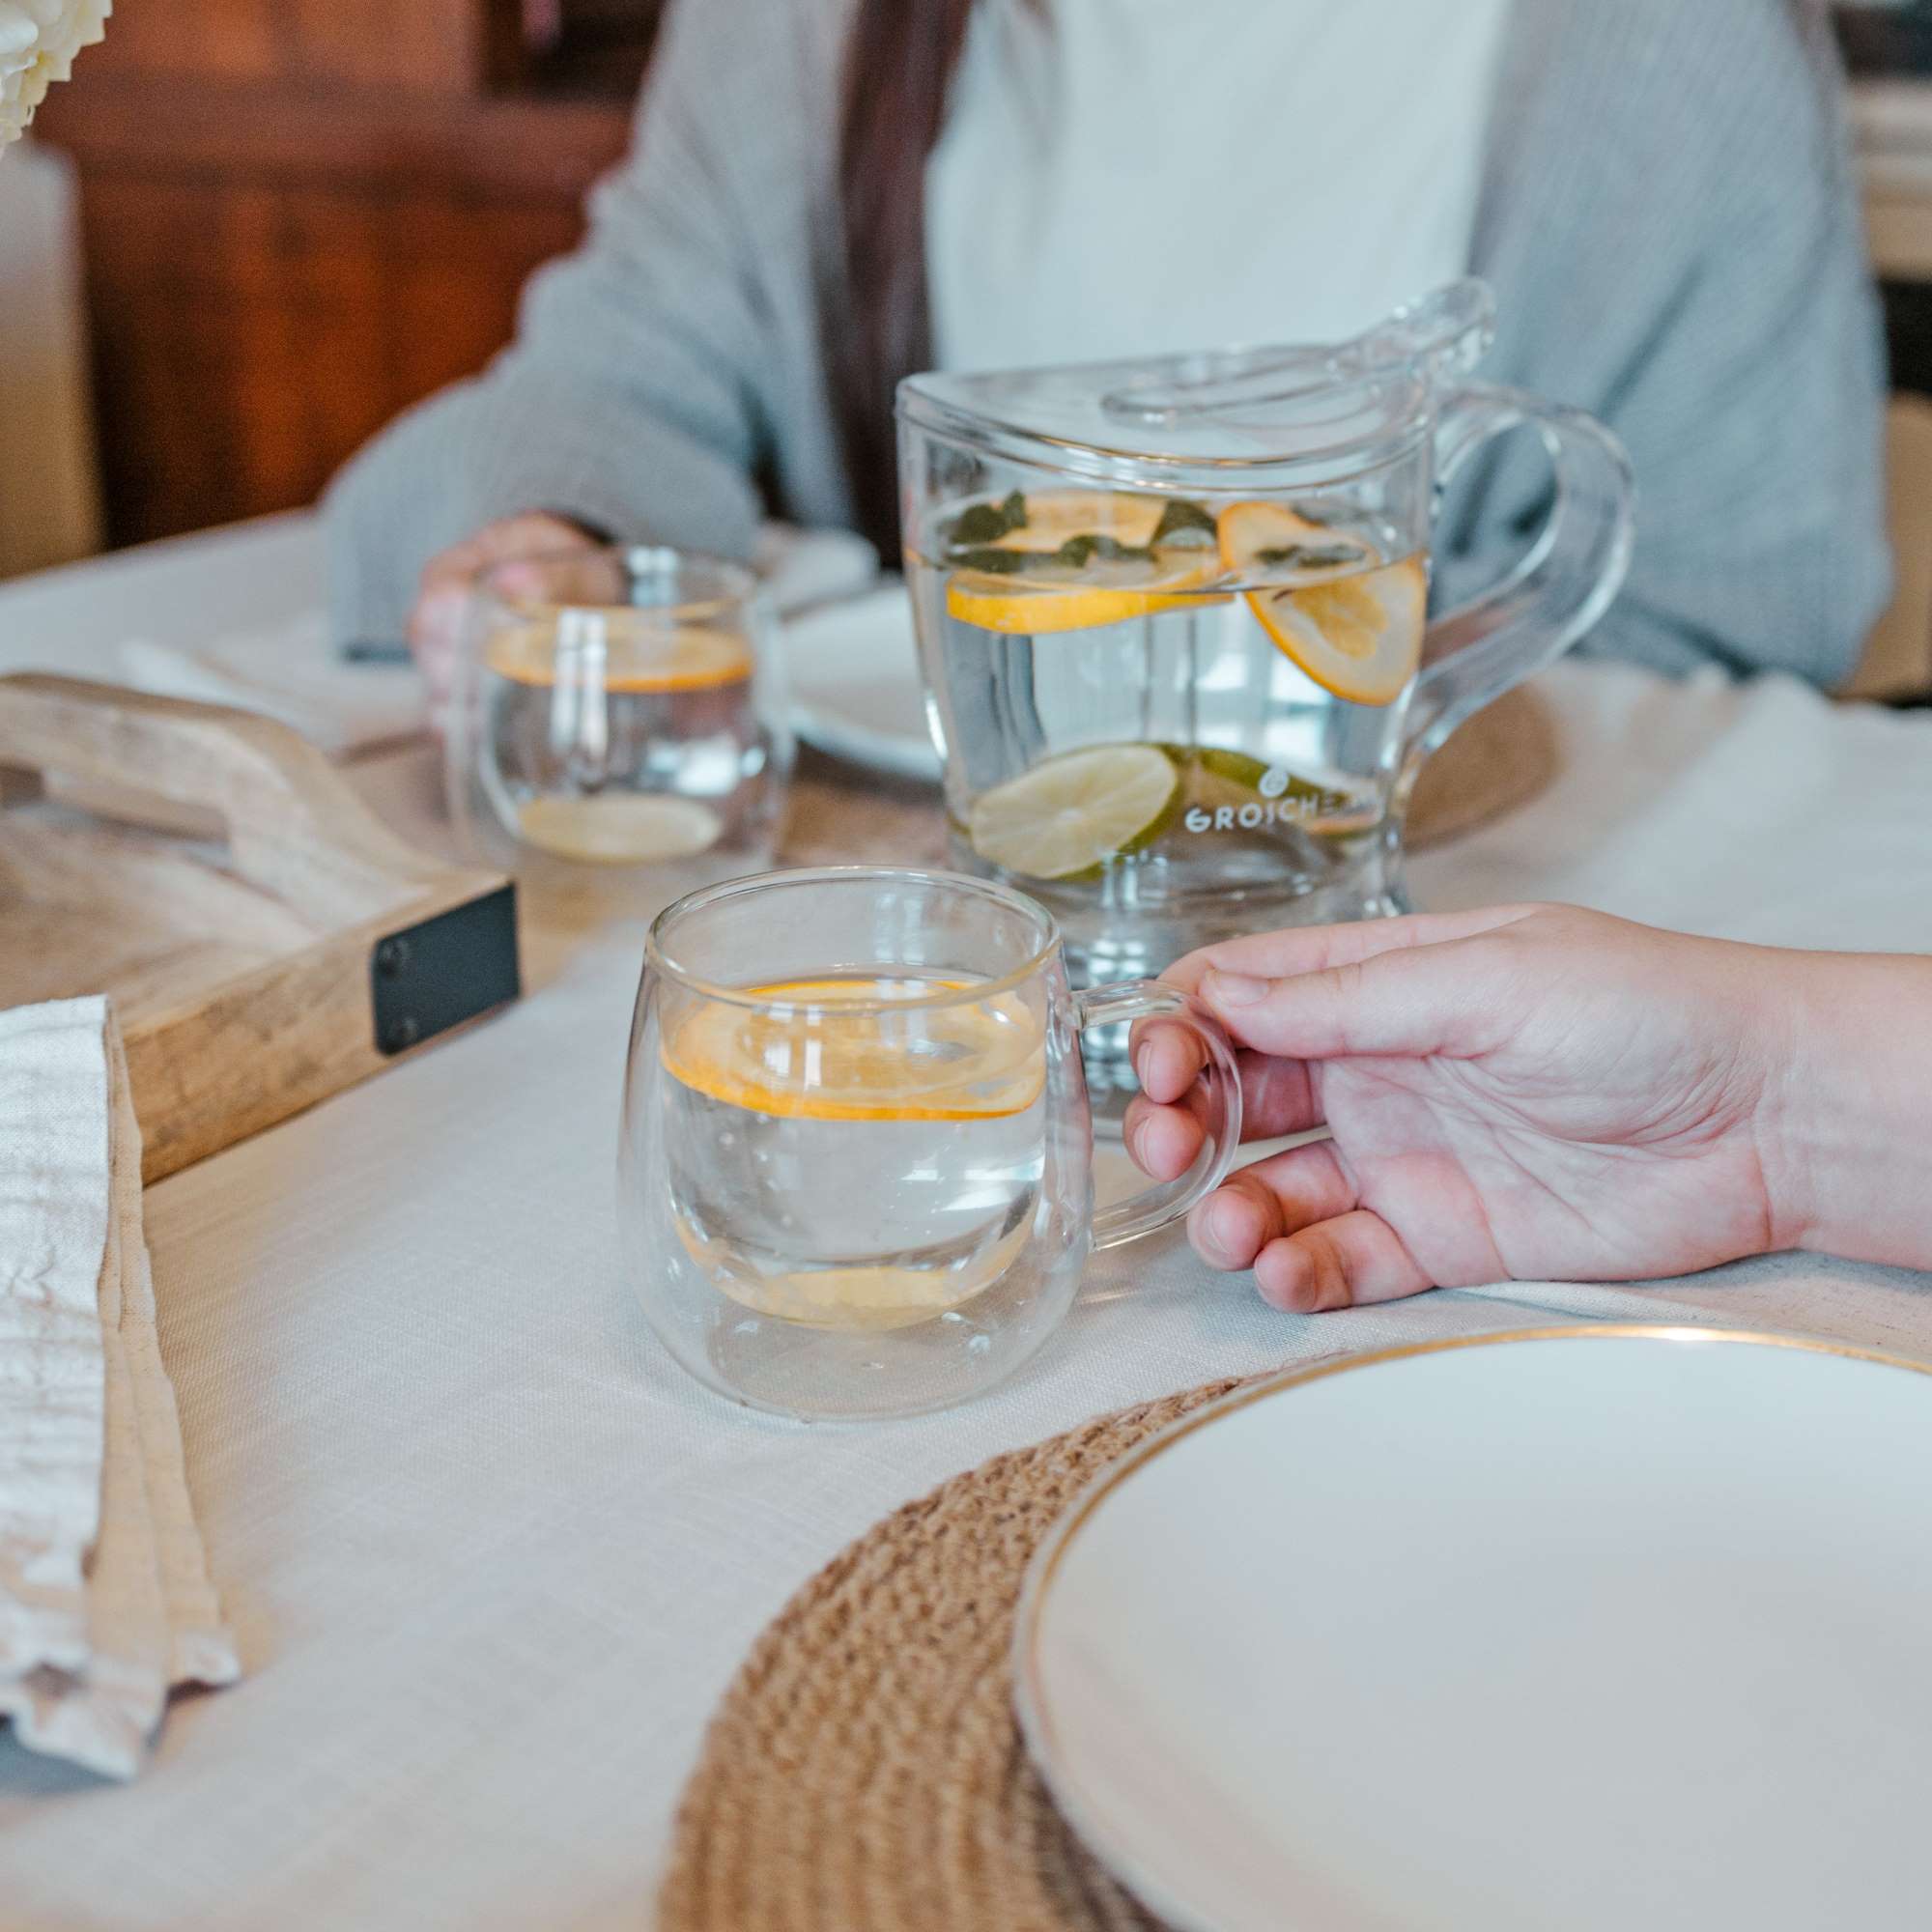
[1404,384,1635,775]
[1076,984,1242,1252]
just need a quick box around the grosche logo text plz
[1184,766,1344,834]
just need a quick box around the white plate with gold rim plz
[1014,1326,1932,1932]
[779,582,939,781]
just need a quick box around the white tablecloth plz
[3,521,1932,1929]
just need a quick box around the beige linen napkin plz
[0,996,239,1778]
[117,614,424,759]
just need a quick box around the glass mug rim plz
[473,542,758,632]
[644,866,1063,1014]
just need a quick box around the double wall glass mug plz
[897,279,1635,1027]
[446,545,792,901]
[618,867,1242,1421]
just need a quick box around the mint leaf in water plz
[951,531,1153,576]
[951,545,1030,575]
[946,489,1027,549]
[1054,533,1151,568]
[1255,543,1366,571]
[1151,498,1217,544]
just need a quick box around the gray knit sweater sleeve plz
[1454,0,1889,689]
[326,0,1889,687]
[320,0,853,647]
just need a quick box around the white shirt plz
[926,0,1511,373]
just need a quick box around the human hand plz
[1129,904,1932,1311]
[408,511,603,714]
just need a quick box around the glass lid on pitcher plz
[897,280,1496,487]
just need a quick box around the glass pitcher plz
[896,281,1634,1005]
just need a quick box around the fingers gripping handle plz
[1077,983,1243,1251]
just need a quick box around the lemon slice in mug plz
[673,1214,1033,1331]
[966,743,1180,882]
[1215,500,1425,706]
[517,794,723,864]
[944,490,1227,635]
[663,979,1046,1122]
[486,613,752,693]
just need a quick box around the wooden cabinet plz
[33,0,657,548]
[1852,80,1932,695]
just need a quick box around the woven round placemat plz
[659,1366,1339,1931]
[1406,679,1558,852]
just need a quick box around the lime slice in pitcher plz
[966,744,1180,882]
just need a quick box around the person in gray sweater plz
[324,0,1889,695]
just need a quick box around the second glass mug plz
[897,281,1636,1002]
[445,543,792,895]
[619,867,1242,1421]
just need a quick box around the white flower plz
[1,0,109,149]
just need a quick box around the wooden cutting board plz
[0,673,520,1182]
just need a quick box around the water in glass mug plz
[659,971,1052,1334]
[910,488,1428,982]
[625,866,1245,1419]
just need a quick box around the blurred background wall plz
[0,137,100,576]
[14,0,662,562]
[1841,0,1932,693]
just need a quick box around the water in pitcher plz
[909,487,1428,984]
[659,971,1053,1334]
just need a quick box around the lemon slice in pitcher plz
[967,488,1171,552]
[944,489,1226,635]
[1216,500,1375,585]
[1250,565,1427,706]
[486,614,752,693]
[1215,500,1425,706]
[966,743,1180,882]
[664,978,1046,1122]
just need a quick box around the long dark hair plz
[837,0,980,554]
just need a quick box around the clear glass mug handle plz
[1404,383,1636,779]
[1073,983,1243,1250]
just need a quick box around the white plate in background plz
[779,582,940,782]
[1016,1326,1932,1932]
